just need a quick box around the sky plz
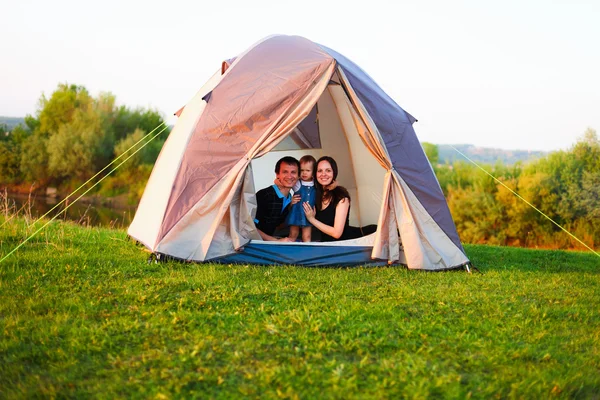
[1,0,599,152]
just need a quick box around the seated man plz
[254,156,300,241]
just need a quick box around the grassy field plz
[1,216,599,399]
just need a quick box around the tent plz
[128,35,470,270]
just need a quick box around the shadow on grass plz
[147,244,598,274]
[465,244,600,274]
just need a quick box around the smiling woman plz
[303,156,357,242]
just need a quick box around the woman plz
[302,156,356,241]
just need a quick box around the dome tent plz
[128,35,469,270]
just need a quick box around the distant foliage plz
[1,83,597,250]
[0,83,168,200]
[434,128,600,250]
[437,144,547,165]
[0,117,25,131]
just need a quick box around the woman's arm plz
[303,198,350,240]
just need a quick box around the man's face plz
[276,162,299,189]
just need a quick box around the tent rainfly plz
[128,35,470,270]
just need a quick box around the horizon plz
[0,115,571,153]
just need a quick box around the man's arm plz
[254,188,291,242]
[256,228,292,242]
[256,227,277,241]
[254,190,270,240]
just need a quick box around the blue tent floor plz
[152,243,470,270]
[209,242,397,267]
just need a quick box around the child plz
[286,155,317,242]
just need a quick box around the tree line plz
[1,84,598,250]
[0,83,169,202]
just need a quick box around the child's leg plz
[301,226,312,242]
[288,226,299,241]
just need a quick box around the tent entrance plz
[250,72,387,229]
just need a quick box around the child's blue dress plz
[286,181,316,227]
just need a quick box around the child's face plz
[300,161,314,182]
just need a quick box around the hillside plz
[438,144,548,165]
[0,116,25,131]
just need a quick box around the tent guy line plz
[0,122,167,232]
[449,144,600,259]
[0,124,170,264]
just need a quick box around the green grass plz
[1,217,599,399]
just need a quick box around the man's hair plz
[275,156,300,173]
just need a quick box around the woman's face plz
[316,160,334,186]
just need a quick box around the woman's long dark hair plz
[314,156,350,211]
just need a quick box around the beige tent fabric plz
[132,36,294,251]
[326,83,387,227]
[131,35,467,268]
[156,61,336,261]
[128,69,224,249]
[392,172,469,269]
[156,36,336,246]
[335,69,400,261]
[156,157,249,259]
[337,68,467,269]
[373,171,401,262]
[230,164,261,250]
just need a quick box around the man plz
[254,156,300,241]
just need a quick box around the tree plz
[114,128,152,172]
[112,106,165,143]
[0,125,29,183]
[46,106,103,180]
[4,82,167,193]
[0,142,19,183]
[447,186,506,245]
[20,134,50,183]
[16,84,93,184]
[37,84,92,137]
